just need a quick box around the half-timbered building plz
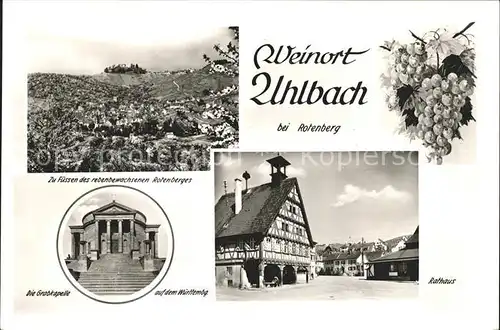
[215,155,315,288]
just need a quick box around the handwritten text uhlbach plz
[251,44,370,106]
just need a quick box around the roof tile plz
[215,178,296,238]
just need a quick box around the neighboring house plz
[310,247,318,279]
[375,235,411,253]
[339,244,350,253]
[356,251,385,277]
[315,244,327,255]
[350,242,376,252]
[390,237,409,252]
[315,253,324,274]
[214,155,315,288]
[311,244,325,276]
[374,239,388,251]
[313,244,326,274]
[323,252,362,276]
[366,227,419,281]
[322,243,342,255]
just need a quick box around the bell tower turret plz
[266,155,291,187]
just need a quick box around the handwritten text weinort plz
[251,44,370,106]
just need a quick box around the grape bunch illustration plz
[381,22,476,165]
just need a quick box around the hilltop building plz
[215,155,315,288]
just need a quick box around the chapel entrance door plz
[111,239,119,253]
[110,222,119,253]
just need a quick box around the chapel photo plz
[58,186,174,303]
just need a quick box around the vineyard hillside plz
[27,67,239,172]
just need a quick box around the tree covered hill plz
[90,66,237,100]
[27,67,239,173]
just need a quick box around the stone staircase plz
[78,254,157,295]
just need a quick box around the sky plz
[62,187,169,258]
[214,151,419,245]
[27,25,234,74]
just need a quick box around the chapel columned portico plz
[69,200,160,261]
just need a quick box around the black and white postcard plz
[2,1,499,330]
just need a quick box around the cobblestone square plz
[217,275,418,301]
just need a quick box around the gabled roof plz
[92,200,138,214]
[367,248,418,263]
[323,243,343,253]
[350,242,376,251]
[363,251,384,261]
[405,226,419,245]
[82,200,147,224]
[315,244,327,254]
[214,177,314,246]
[323,252,361,261]
[381,235,410,250]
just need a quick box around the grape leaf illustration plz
[402,108,418,128]
[460,97,475,126]
[380,73,392,90]
[460,49,476,77]
[438,54,476,78]
[396,85,415,110]
[453,128,463,140]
